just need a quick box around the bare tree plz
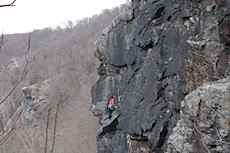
[45,108,51,153]
[0,33,35,145]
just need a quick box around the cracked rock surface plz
[91,0,230,152]
[167,79,230,153]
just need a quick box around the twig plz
[0,0,16,7]
[194,118,230,145]
[19,128,35,153]
[201,138,211,153]
[196,64,221,80]
[50,95,61,153]
[216,129,230,152]
[194,118,211,153]
[19,132,31,153]
[25,33,31,63]
[45,108,51,153]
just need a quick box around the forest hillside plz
[0,5,125,153]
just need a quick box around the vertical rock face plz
[91,0,230,152]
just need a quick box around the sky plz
[0,0,127,34]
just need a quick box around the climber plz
[108,95,116,119]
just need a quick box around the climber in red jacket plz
[108,95,116,119]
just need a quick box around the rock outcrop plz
[21,86,49,127]
[91,0,230,152]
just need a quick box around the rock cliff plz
[91,0,230,152]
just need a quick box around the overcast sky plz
[0,0,126,34]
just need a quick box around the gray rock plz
[21,86,48,127]
[91,0,230,152]
[95,17,136,66]
[167,79,230,153]
[119,7,134,22]
[98,111,120,138]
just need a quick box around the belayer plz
[108,95,116,119]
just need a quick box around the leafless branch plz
[0,0,16,7]
[50,95,61,153]
[194,118,230,145]
[45,107,51,153]
[19,132,31,153]
[195,64,221,80]
[25,33,31,63]
[0,109,22,145]
[18,128,36,153]
[216,129,230,152]
[201,138,211,153]
[0,33,32,106]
